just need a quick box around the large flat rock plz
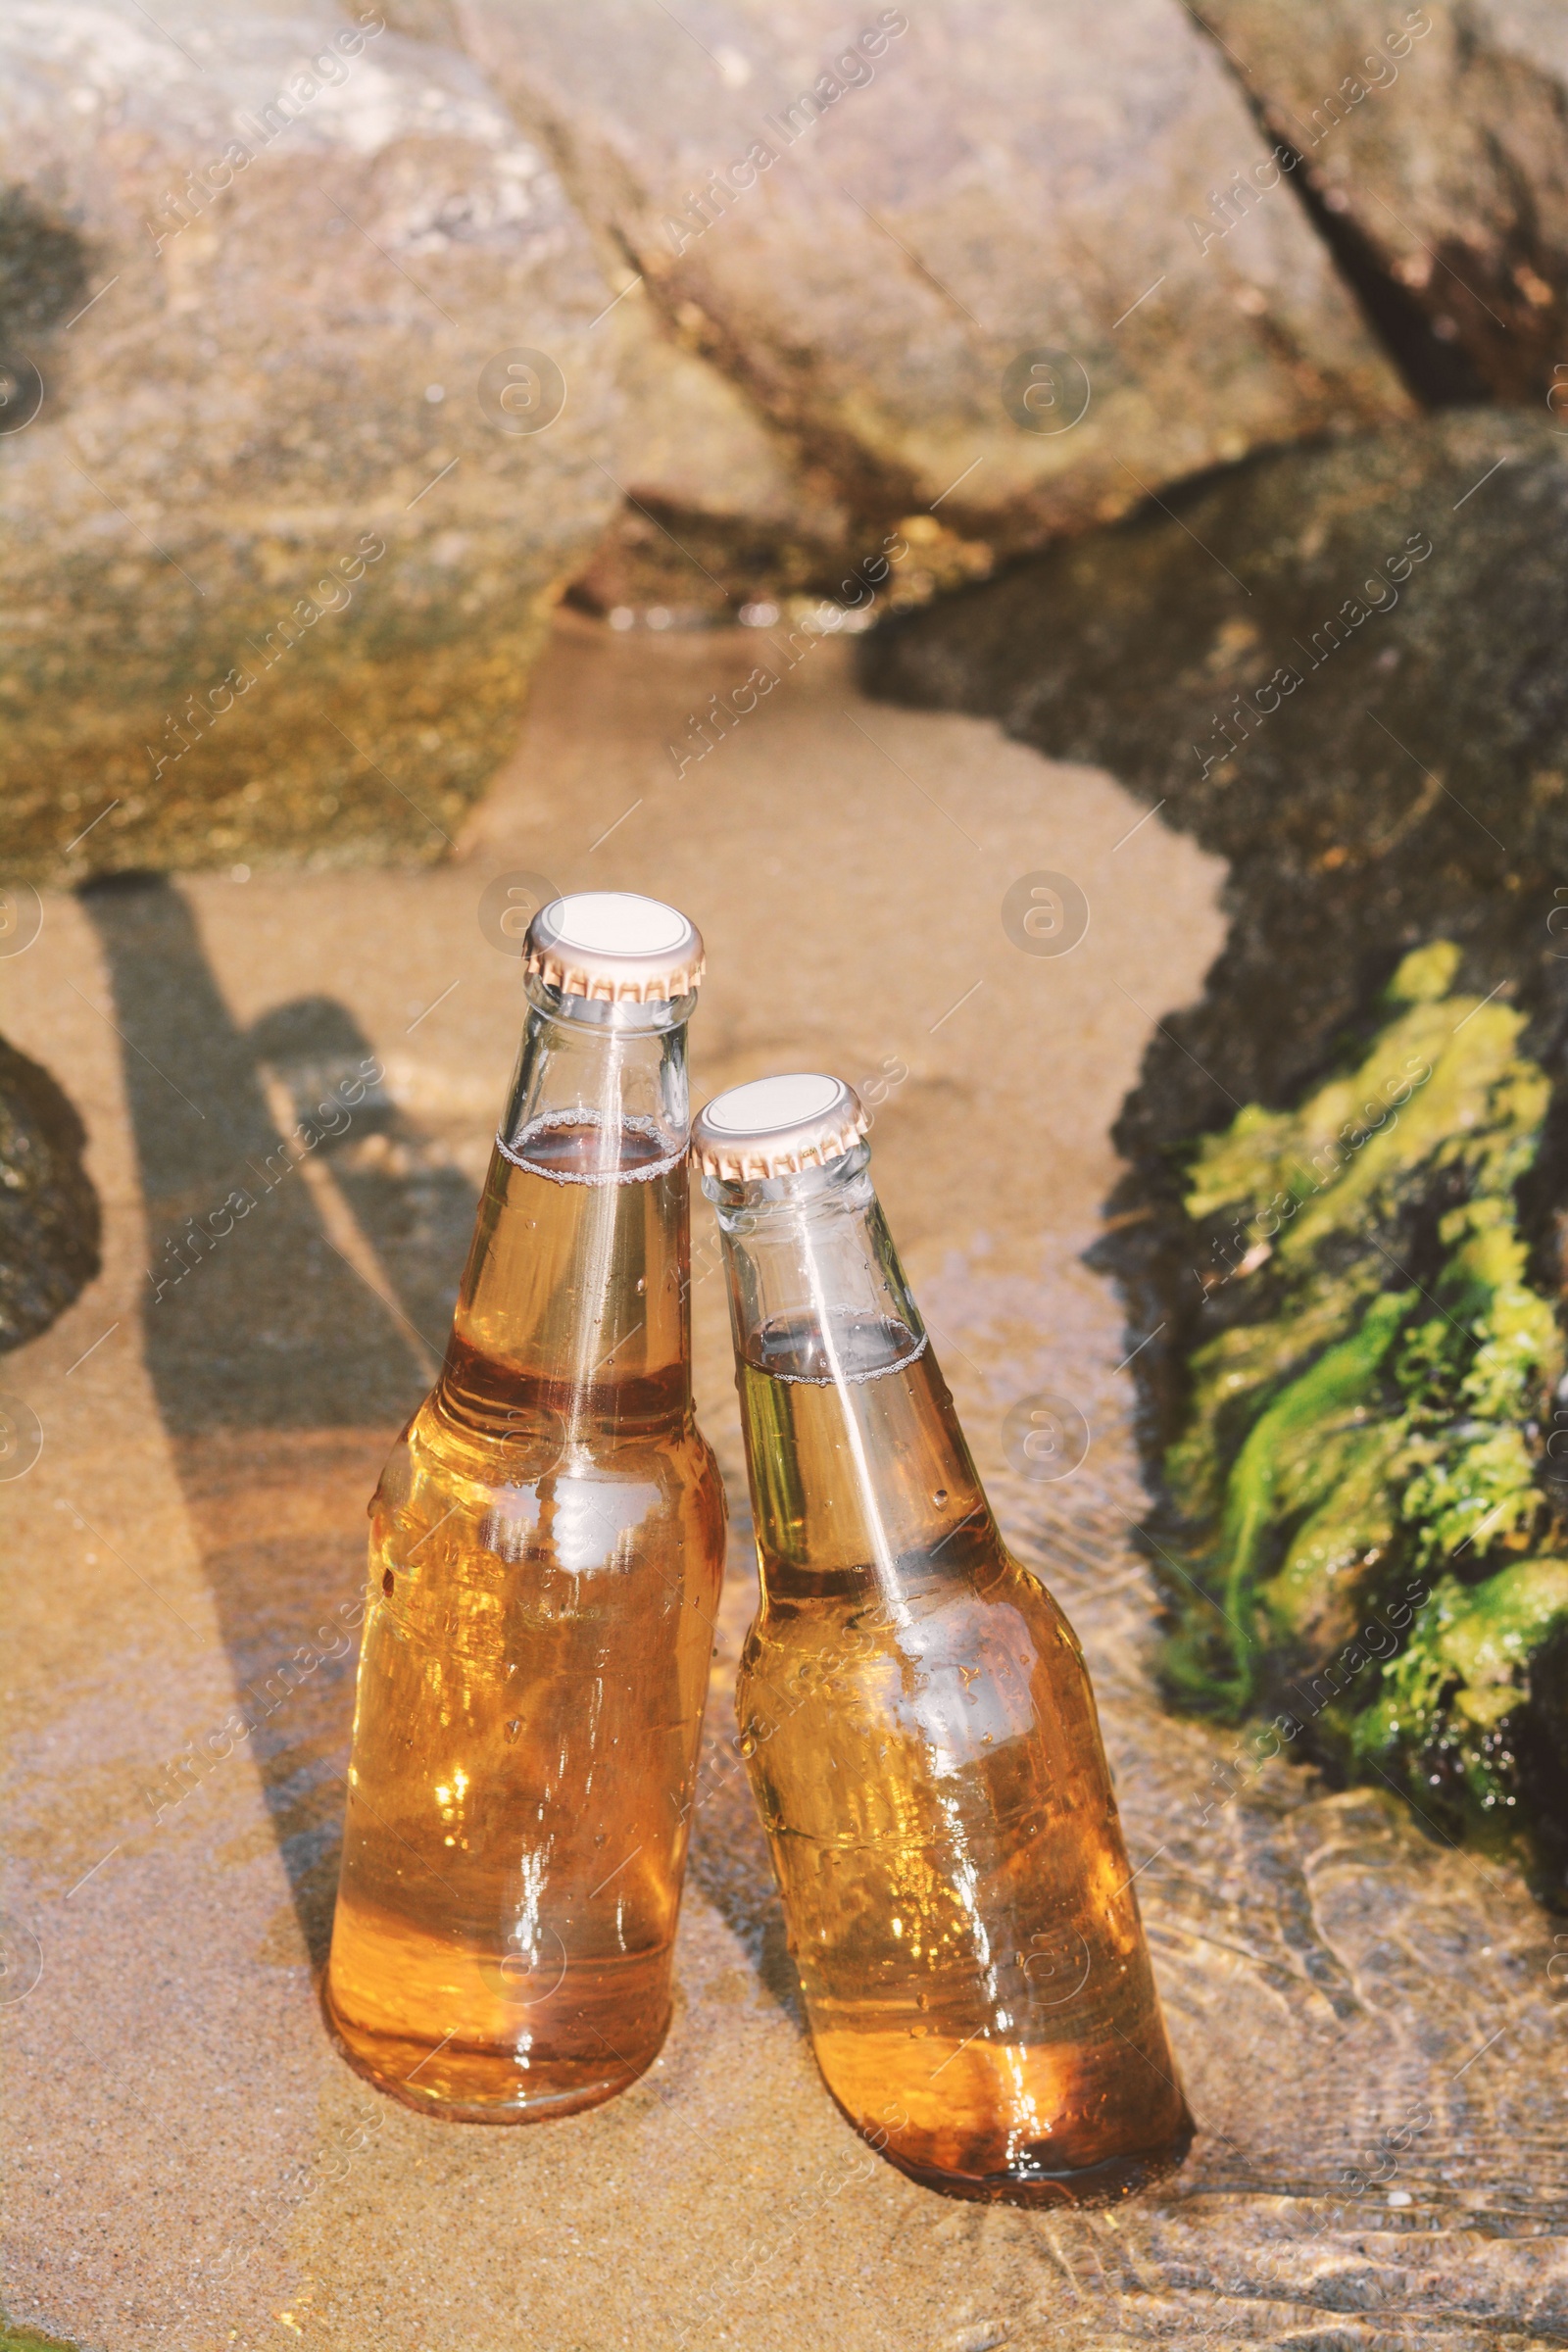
[3,618,1566,2349]
[454,0,1410,558]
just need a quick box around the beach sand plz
[4,615,1563,2350]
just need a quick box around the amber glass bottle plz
[694,1074,1192,2204]
[325,894,726,2122]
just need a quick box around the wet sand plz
[4,615,1565,2350]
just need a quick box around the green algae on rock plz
[0,2316,85,2350]
[1159,941,1568,1862]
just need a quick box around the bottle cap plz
[524,892,705,1004]
[692,1073,868,1182]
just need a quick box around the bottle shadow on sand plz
[79,873,476,1966]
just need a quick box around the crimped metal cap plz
[693,1073,867,1182]
[524,892,704,1004]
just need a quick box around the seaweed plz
[1158,942,1568,1871]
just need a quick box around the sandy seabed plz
[4,617,1565,2351]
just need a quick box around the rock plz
[1152,941,1568,1882]
[567,287,858,621]
[863,410,1568,1115]
[1,0,620,886]
[454,0,1410,568]
[860,409,1568,1545]
[1185,0,1568,403]
[0,1033,101,1352]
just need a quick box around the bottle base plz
[320,1981,666,2126]
[860,2105,1196,2209]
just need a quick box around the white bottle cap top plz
[524,892,705,1003]
[692,1073,868,1181]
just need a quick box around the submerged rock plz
[456,0,1407,564]
[1,0,619,885]
[0,1035,101,1352]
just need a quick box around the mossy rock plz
[1147,944,1568,1877]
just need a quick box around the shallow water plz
[4,617,1563,2349]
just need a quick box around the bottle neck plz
[442,977,695,1442]
[710,1147,991,1606]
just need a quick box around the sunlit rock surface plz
[1187,0,1568,403]
[0,0,619,885]
[456,0,1409,563]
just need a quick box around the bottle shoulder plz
[743,1541,1076,1662]
[370,1390,726,1584]
[397,1385,721,1484]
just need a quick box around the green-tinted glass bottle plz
[694,1073,1192,2204]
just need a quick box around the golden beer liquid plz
[734,1313,1191,2202]
[324,1122,726,2121]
